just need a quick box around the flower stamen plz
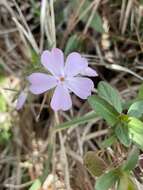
[60,77,65,82]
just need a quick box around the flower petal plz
[66,77,94,99]
[64,53,88,77]
[28,73,57,94]
[50,84,72,111]
[16,91,27,110]
[41,48,64,76]
[80,67,98,77]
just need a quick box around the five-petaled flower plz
[27,48,97,111]
[17,48,97,111]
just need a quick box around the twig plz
[83,0,101,34]
[55,112,71,190]
[4,181,33,189]
[122,0,134,34]
[82,129,108,142]
[40,0,47,52]
[50,0,56,47]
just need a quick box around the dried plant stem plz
[55,112,71,190]
[50,0,56,47]
[120,0,127,29]
[36,93,48,121]
[61,0,96,48]
[40,0,47,52]
[4,181,33,189]
[83,0,101,34]
[40,1,59,188]
[12,0,39,53]
[41,124,55,185]
[121,0,133,34]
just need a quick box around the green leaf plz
[128,117,143,134]
[117,173,129,190]
[101,135,117,148]
[137,83,143,100]
[84,151,107,177]
[122,147,139,172]
[123,100,135,110]
[31,52,40,65]
[71,0,104,33]
[127,178,138,190]
[0,129,11,144]
[117,174,138,190]
[84,12,104,33]
[128,100,143,118]
[129,131,143,150]
[95,169,119,190]
[0,70,6,84]
[91,12,104,33]
[98,81,122,113]
[88,95,119,126]
[140,0,143,5]
[128,117,143,149]
[0,94,7,112]
[115,124,131,147]
[65,34,81,55]
[29,179,41,190]
[55,112,98,131]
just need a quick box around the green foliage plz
[128,100,143,118]
[53,81,143,189]
[0,94,7,112]
[0,74,11,144]
[89,12,104,33]
[84,151,107,177]
[140,0,143,5]
[101,135,117,148]
[115,124,131,147]
[0,70,6,84]
[128,117,143,149]
[82,11,104,33]
[95,169,137,190]
[95,166,138,190]
[24,49,42,75]
[98,81,123,113]
[130,132,143,150]
[95,169,120,190]
[65,34,82,55]
[31,49,40,66]
[71,0,104,33]
[128,117,143,134]
[137,84,143,100]
[122,147,139,172]
[30,0,40,17]
[55,112,97,131]
[117,173,138,190]
[0,129,11,144]
[87,82,143,189]
[29,179,41,190]
[88,95,119,126]
[0,119,11,144]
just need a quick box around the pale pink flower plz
[16,91,27,110]
[28,48,97,111]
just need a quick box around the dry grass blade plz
[83,0,101,34]
[121,0,134,34]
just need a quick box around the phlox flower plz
[16,90,27,110]
[27,48,97,111]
